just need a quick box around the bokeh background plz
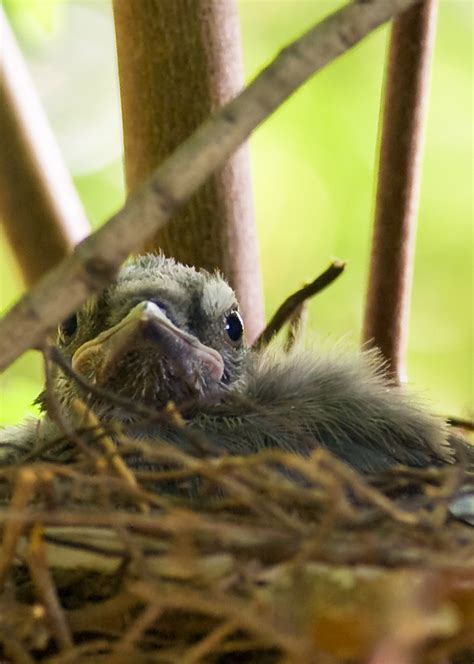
[0,0,472,425]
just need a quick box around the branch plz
[0,0,421,372]
[284,301,309,352]
[0,8,90,286]
[446,417,474,433]
[253,260,346,349]
[362,0,438,381]
[113,0,264,340]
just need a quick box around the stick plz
[254,260,346,348]
[0,468,37,587]
[0,0,421,372]
[27,525,73,651]
[362,0,438,381]
[0,8,90,285]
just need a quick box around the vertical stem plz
[112,0,264,341]
[0,9,90,286]
[362,0,438,382]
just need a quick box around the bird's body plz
[1,255,472,482]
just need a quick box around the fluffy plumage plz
[2,254,472,485]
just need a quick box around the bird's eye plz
[225,311,244,343]
[59,313,78,340]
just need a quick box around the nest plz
[0,412,473,664]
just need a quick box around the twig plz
[71,399,149,514]
[362,0,438,381]
[42,346,98,463]
[0,468,37,587]
[0,628,37,664]
[254,259,346,348]
[0,0,421,372]
[130,581,311,660]
[0,8,90,286]
[112,600,163,654]
[446,416,474,432]
[27,525,73,651]
[284,301,309,351]
[181,619,238,664]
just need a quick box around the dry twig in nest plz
[0,415,473,663]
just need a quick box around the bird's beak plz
[71,301,224,388]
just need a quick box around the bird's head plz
[45,255,247,420]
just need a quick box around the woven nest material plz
[0,418,473,664]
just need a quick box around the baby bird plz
[2,253,471,481]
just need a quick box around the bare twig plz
[362,0,438,381]
[27,525,73,651]
[112,601,163,654]
[181,619,238,664]
[41,346,99,463]
[0,468,36,587]
[71,399,148,514]
[0,628,37,664]
[284,301,309,351]
[446,416,474,432]
[0,0,420,372]
[253,260,346,348]
[0,8,90,285]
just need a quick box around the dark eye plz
[59,313,78,340]
[225,311,244,343]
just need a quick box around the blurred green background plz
[0,0,472,425]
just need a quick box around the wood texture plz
[362,0,438,382]
[0,8,90,286]
[113,0,264,341]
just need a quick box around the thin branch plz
[253,260,346,348]
[446,417,474,432]
[0,8,90,286]
[0,0,420,372]
[71,399,148,514]
[27,525,73,651]
[0,468,37,587]
[362,0,438,381]
[284,301,309,351]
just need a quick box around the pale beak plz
[71,301,224,388]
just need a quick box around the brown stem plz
[0,8,90,286]
[362,0,438,382]
[27,525,73,651]
[113,0,264,341]
[253,260,346,349]
[0,0,420,372]
[0,468,37,588]
[284,301,309,352]
[446,417,474,433]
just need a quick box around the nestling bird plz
[2,253,472,488]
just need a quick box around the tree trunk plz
[113,0,264,341]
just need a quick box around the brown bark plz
[0,0,421,372]
[113,0,263,341]
[362,0,438,382]
[0,8,90,286]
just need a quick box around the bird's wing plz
[188,347,455,473]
